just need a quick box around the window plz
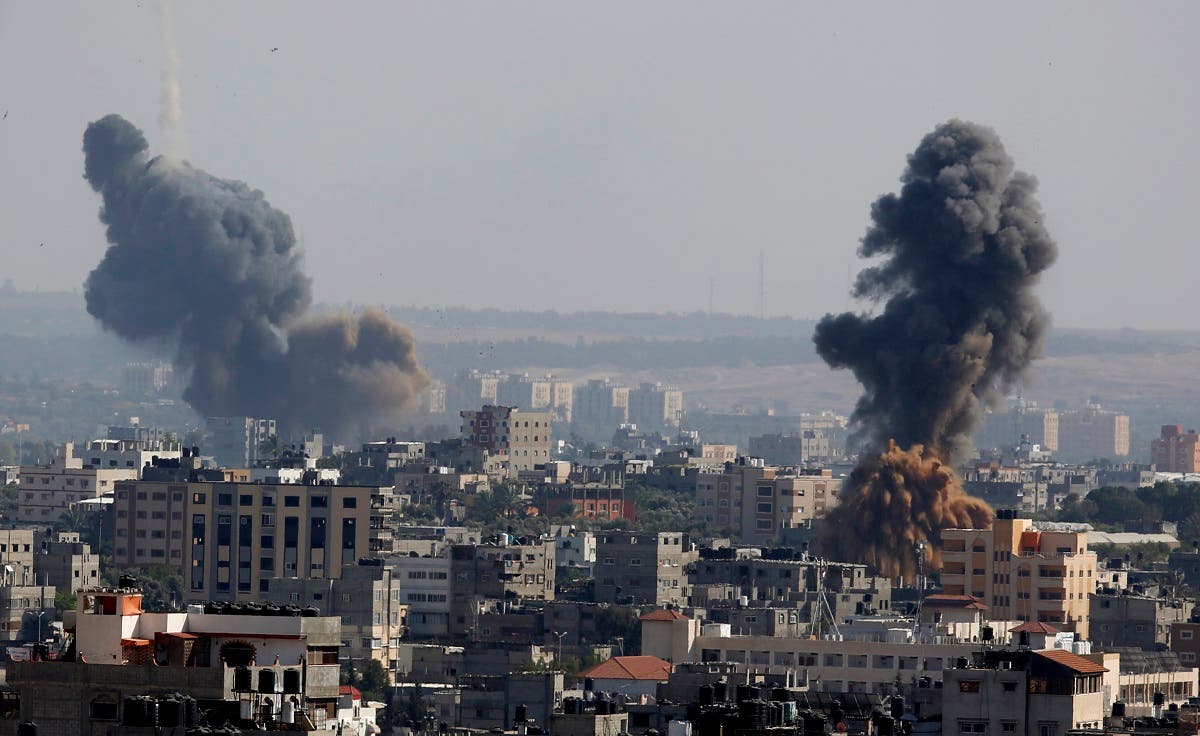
[261,514,275,527]
[757,502,772,513]
[343,497,357,509]
[959,680,981,693]
[312,496,328,508]
[285,496,300,507]
[239,494,253,506]
[1183,630,1195,640]
[192,493,206,504]
[217,493,233,506]
[959,722,986,734]
[757,486,773,497]
[1001,724,1017,733]
[1002,681,1017,692]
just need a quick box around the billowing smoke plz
[814,120,1057,578]
[82,114,428,436]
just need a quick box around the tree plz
[360,659,390,700]
[54,589,76,619]
[259,434,282,461]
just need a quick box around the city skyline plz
[1,2,1197,329]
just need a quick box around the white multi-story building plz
[79,438,181,476]
[389,553,452,638]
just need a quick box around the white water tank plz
[668,720,693,736]
[701,623,732,638]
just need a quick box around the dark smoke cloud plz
[814,120,1056,578]
[82,114,428,436]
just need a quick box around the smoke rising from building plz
[82,114,428,436]
[158,0,186,161]
[814,119,1057,578]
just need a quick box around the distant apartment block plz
[460,405,553,476]
[389,553,452,638]
[112,479,393,601]
[0,529,35,584]
[572,379,630,440]
[941,510,1098,639]
[1056,404,1130,462]
[36,531,99,593]
[748,432,832,465]
[497,374,574,424]
[626,383,683,433]
[695,460,841,546]
[977,405,1060,453]
[122,360,174,395]
[205,416,277,468]
[424,380,448,415]
[1153,425,1200,473]
[17,442,137,523]
[448,540,556,636]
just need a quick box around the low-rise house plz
[578,655,672,699]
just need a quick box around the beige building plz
[460,405,553,476]
[36,531,100,594]
[0,528,36,584]
[111,480,393,601]
[1056,405,1130,462]
[627,382,684,432]
[266,562,408,673]
[942,649,1108,734]
[16,442,137,523]
[695,461,841,546]
[942,511,1098,640]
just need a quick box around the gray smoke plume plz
[813,120,1057,578]
[82,114,428,436]
[814,119,1057,463]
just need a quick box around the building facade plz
[1153,425,1200,473]
[695,461,841,546]
[460,405,553,475]
[941,512,1098,640]
[205,416,277,468]
[16,443,137,524]
[111,480,392,601]
[1056,405,1130,462]
[594,531,697,606]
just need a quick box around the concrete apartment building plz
[695,460,841,546]
[1153,425,1200,473]
[941,511,1098,639]
[1171,621,1200,667]
[460,405,553,476]
[1089,591,1191,650]
[35,531,99,593]
[626,382,684,433]
[266,560,408,672]
[111,479,393,600]
[447,540,556,636]
[0,528,35,583]
[594,531,697,606]
[573,379,630,440]
[389,553,452,638]
[978,406,1061,453]
[205,416,277,468]
[942,649,1108,734]
[4,585,345,735]
[79,438,181,475]
[0,573,55,643]
[748,432,832,466]
[1056,404,1130,462]
[16,442,137,523]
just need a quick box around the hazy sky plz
[1,2,1196,329]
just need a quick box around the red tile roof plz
[578,655,673,681]
[923,594,987,610]
[339,685,362,700]
[1010,621,1061,634]
[1034,649,1108,674]
[640,609,689,622]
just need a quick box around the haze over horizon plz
[2,2,1197,330]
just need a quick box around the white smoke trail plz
[159,0,186,162]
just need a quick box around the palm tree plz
[258,434,282,461]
